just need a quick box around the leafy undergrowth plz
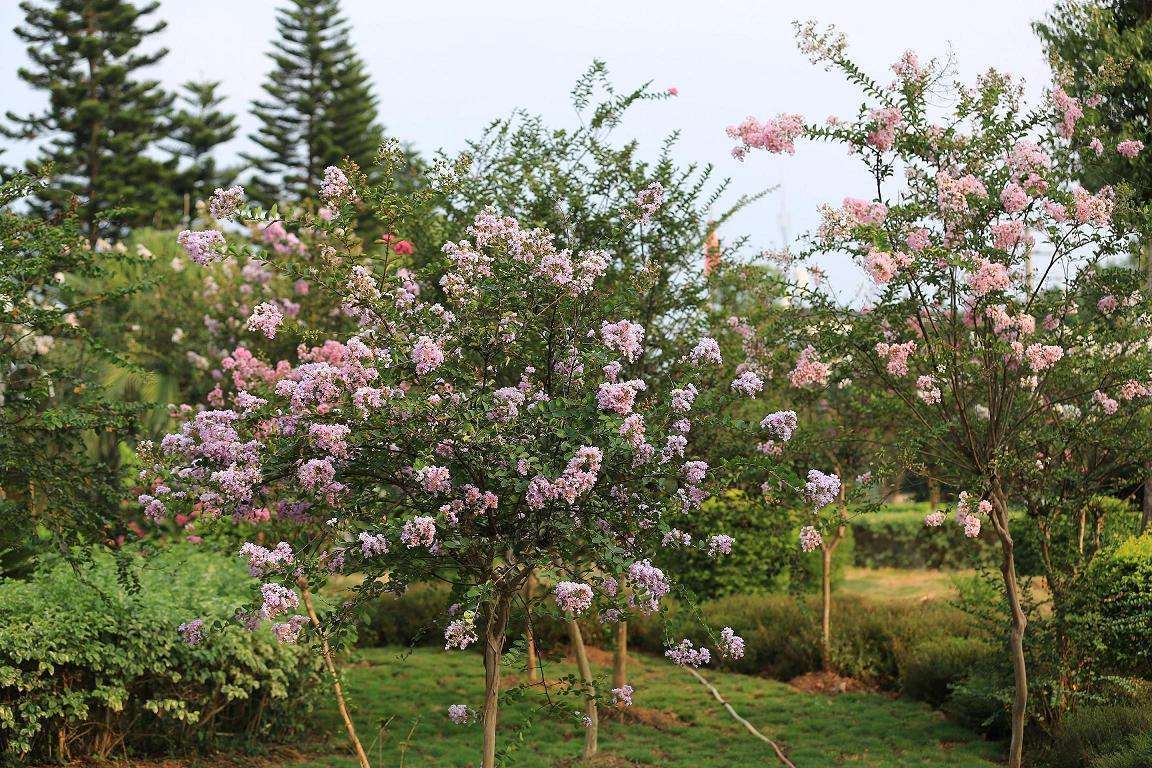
[286,646,1002,768]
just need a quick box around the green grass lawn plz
[287,646,1002,768]
[841,566,974,601]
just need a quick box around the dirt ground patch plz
[598,704,689,731]
[789,670,871,695]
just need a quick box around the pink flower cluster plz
[209,185,245,219]
[359,532,389,557]
[610,685,634,707]
[239,541,294,577]
[627,559,671,613]
[730,370,764,397]
[875,340,916,376]
[969,258,1011,297]
[803,469,841,510]
[412,336,446,375]
[916,375,941,404]
[401,516,437,549]
[247,302,284,339]
[789,345,830,388]
[799,525,823,552]
[689,337,723,366]
[726,113,805,159]
[718,627,745,659]
[866,107,902,151]
[1118,140,1144,158]
[935,171,987,213]
[761,410,798,442]
[635,181,665,223]
[665,639,711,667]
[601,320,645,363]
[708,534,735,557]
[177,229,227,265]
[555,581,594,615]
[319,165,356,203]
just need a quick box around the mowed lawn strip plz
[287,646,1001,768]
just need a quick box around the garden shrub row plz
[0,546,324,765]
[356,580,987,698]
[849,497,1138,573]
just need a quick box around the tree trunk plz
[613,620,628,690]
[568,618,598,758]
[929,478,941,512]
[482,593,513,768]
[991,492,1028,768]
[525,572,538,684]
[299,584,372,768]
[819,525,844,673]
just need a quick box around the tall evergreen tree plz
[2,0,177,245]
[166,80,239,217]
[244,0,384,201]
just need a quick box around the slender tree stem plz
[567,618,598,758]
[299,584,372,768]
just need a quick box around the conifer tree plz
[166,80,239,216]
[3,0,177,244]
[244,0,385,201]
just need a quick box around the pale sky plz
[0,0,1057,292]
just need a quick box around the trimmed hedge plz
[0,547,323,765]
[849,503,1003,570]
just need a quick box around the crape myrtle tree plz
[165,80,239,218]
[420,63,771,689]
[140,158,796,768]
[703,262,897,673]
[3,0,177,244]
[0,173,142,571]
[730,22,1152,767]
[244,0,386,202]
[1035,0,1152,533]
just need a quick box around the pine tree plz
[166,80,239,219]
[3,0,177,245]
[244,0,384,202]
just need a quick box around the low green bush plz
[850,503,1002,569]
[1078,533,1152,677]
[1034,703,1152,768]
[1014,497,1139,577]
[0,546,323,765]
[657,490,803,599]
[898,636,995,707]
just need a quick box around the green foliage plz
[426,61,766,372]
[1034,702,1152,768]
[3,0,178,241]
[1078,533,1152,675]
[898,636,996,707]
[0,174,143,566]
[658,489,801,599]
[1036,0,1152,235]
[1015,495,1139,577]
[850,503,1002,569]
[0,545,323,764]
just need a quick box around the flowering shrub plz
[732,21,1152,766]
[139,158,780,766]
